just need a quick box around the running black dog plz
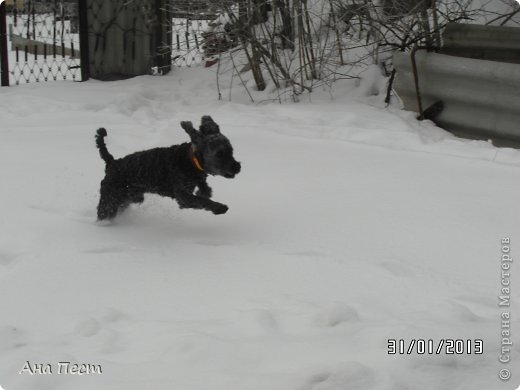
[95,116,241,220]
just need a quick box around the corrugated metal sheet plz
[393,50,520,143]
[441,22,520,64]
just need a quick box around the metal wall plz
[441,22,520,64]
[85,0,170,80]
[393,50,520,144]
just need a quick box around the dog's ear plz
[181,121,202,144]
[199,116,220,136]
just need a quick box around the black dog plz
[95,116,241,221]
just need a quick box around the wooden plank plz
[10,33,80,57]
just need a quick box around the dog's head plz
[181,116,241,178]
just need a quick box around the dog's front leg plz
[175,190,228,215]
[195,181,212,198]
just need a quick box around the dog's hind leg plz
[128,188,145,204]
[97,194,121,220]
[97,198,119,220]
[97,181,128,220]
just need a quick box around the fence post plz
[0,1,9,87]
[78,0,90,81]
[154,0,172,75]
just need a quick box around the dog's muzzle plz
[224,161,241,178]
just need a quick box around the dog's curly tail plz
[95,128,114,165]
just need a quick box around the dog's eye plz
[216,150,226,159]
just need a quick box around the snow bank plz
[0,65,519,390]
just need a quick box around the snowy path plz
[0,71,519,390]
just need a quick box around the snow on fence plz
[393,50,520,144]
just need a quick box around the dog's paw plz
[212,203,229,215]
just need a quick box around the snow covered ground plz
[0,65,519,390]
